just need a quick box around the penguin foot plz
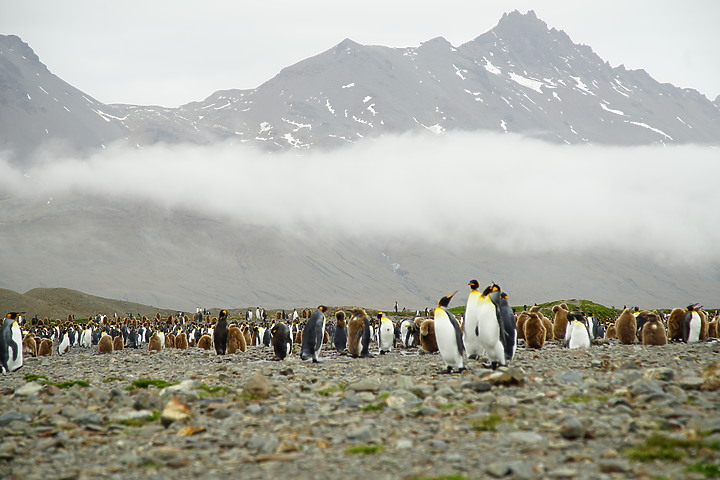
[438,367,453,374]
[468,354,479,360]
[491,361,500,370]
[457,367,466,373]
[379,350,387,355]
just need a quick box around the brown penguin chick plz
[243,326,252,346]
[605,324,617,339]
[666,308,685,341]
[23,334,37,357]
[174,332,189,350]
[615,308,637,344]
[524,313,546,349]
[37,338,53,356]
[98,334,114,354]
[708,319,718,338]
[336,311,347,328]
[148,332,162,352]
[197,334,212,350]
[347,308,367,357]
[419,318,438,353]
[113,335,124,351]
[641,311,667,346]
[699,309,709,341]
[542,316,554,340]
[227,325,246,353]
[552,304,569,341]
[516,312,529,340]
[323,329,330,344]
[165,332,176,348]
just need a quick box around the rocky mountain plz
[1,10,719,163]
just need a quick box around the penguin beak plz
[448,291,457,299]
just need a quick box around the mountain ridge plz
[1,10,719,163]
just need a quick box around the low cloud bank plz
[2,132,719,264]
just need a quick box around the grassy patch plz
[109,410,161,427]
[344,444,384,455]
[360,403,385,412]
[623,434,714,463]
[126,378,178,390]
[686,463,720,478]
[24,374,49,382]
[471,413,502,432]
[38,380,90,389]
[197,384,230,397]
[316,384,346,396]
[561,395,609,403]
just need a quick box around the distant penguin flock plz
[2,289,717,376]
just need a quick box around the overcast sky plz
[3,1,719,107]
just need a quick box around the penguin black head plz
[318,305,328,313]
[6,312,25,319]
[491,283,501,293]
[500,292,509,300]
[468,280,479,290]
[219,310,228,318]
[438,292,457,308]
[686,304,699,311]
[377,312,383,319]
[481,285,494,296]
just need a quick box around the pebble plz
[1,338,718,480]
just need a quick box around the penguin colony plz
[3,295,717,375]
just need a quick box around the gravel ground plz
[1,338,720,480]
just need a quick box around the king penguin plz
[682,304,702,343]
[492,287,517,364]
[271,322,293,360]
[477,284,506,370]
[1,312,24,373]
[214,310,229,355]
[377,312,394,354]
[463,280,484,360]
[566,313,591,349]
[433,292,465,374]
[333,310,348,352]
[300,305,328,363]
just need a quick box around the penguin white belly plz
[379,324,393,351]
[434,313,463,369]
[463,309,483,358]
[688,313,701,343]
[568,323,591,349]
[158,332,166,349]
[7,323,23,371]
[400,322,410,347]
[476,301,501,362]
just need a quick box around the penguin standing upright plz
[400,319,418,348]
[492,288,517,364]
[667,308,685,341]
[360,312,373,358]
[524,313,546,349]
[347,309,366,357]
[333,311,348,352]
[377,312,394,354]
[641,311,667,346]
[300,306,328,363]
[682,304,702,343]
[463,280,484,360]
[271,322,293,360]
[566,313,591,349]
[615,308,637,344]
[476,284,506,370]
[433,292,465,374]
[1,313,24,373]
[56,329,70,356]
[214,310,229,355]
